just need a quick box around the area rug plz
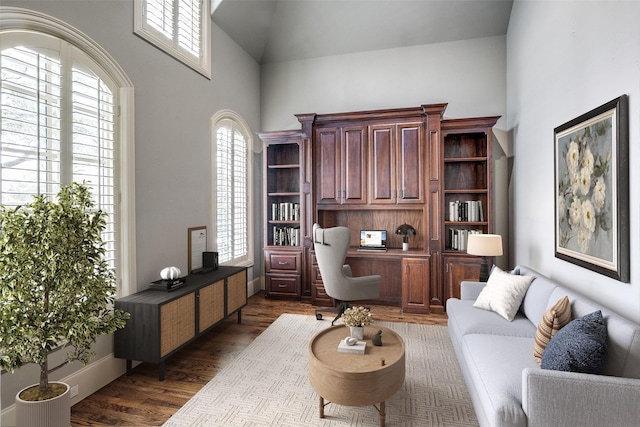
[163,314,478,426]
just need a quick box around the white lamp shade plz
[466,234,503,257]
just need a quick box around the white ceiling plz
[212,0,514,64]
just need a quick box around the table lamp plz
[466,234,503,282]
[395,223,416,251]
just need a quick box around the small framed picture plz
[188,226,207,274]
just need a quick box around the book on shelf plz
[271,202,300,221]
[449,228,483,251]
[448,200,484,222]
[272,225,300,246]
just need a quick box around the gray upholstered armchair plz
[313,223,381,324]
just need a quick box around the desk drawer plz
[265,250,302,273]
[266,274,300,297]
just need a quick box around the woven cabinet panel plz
[199,280,225,333]
[160,293,195,357]
[227,270,247,314]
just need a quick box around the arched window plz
[211,110,253,266]
[0,8,136,295]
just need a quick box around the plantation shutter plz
[144,0,201,57]
[216,120,248,264]
[177,0,201,56]
[0,43,118,268]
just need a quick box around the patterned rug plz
[163,314,478,426]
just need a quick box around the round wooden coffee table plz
[308,324,405,427]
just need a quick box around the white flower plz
[582,199,596,232]
[593,177,606,212]
[582,146,594,174]
[577,227,592,253]
[566,140,580,173]
[570,171,580,195]
[558,194,565,219]
[579,167,592,196]
[569,198,582,227]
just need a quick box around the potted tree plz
[0,183,130,427]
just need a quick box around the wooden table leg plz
[379,400,385,427]
[319,396,325,418]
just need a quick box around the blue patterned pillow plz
[541,310,608,374]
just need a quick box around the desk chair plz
[313,223,381,325]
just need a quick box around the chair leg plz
[331,301,351,326]
[315,301,351,325]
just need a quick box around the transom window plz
[134,0,211,78]
[212,111,253,266]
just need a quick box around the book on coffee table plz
[337,339,366,354]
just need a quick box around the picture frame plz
[188,226,207,274]
[554,95,629,282]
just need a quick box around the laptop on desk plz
[357,230,388,252]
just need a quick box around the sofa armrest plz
[460,281,485,300]
[522,368,640,427]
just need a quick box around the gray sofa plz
[446,265,640,427]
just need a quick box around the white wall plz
[1,0,261,416]
[261,36,507,132]
[507,0,640,322]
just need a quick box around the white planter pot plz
[349,326,364,340]
[15,382,70,427]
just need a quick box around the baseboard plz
[1,354,127,427]
[248,276,263,296]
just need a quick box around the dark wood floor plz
[70,292,448,426]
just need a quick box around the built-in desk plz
[312,249,431,314]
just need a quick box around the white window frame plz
[134,0,211,79]
[0,7,136,297]
[211,110,253,267]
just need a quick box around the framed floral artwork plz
[554,95,629,282]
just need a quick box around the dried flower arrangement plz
[341,306,373,327]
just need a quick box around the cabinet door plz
[227,269,247,314]
[316,127,341,204]
[402,258,430,314]
[160,293,195,357]
[445,256,480,301]
[342,126,367,204]
[369,124,396,204]
[198,280,225,333]
[397,123,424,203]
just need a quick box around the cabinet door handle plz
[278,261,289,265]
[278,284,287,288]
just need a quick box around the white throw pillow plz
[473,266,535,321]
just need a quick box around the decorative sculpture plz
[372,329,383,346]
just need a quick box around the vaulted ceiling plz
[212,0,514,64]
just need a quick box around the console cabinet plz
[114,267,247,380]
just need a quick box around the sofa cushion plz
[533,296,572,365]
[518,265,556,325]
[447,298,537,339]
[473,266,535,321]
[542,310,608,374]
[460,334,538,427]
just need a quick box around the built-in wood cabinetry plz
[261,105,499,313]
[369,122,425,204]
[259,130,310,299]
[441,116,499,301]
